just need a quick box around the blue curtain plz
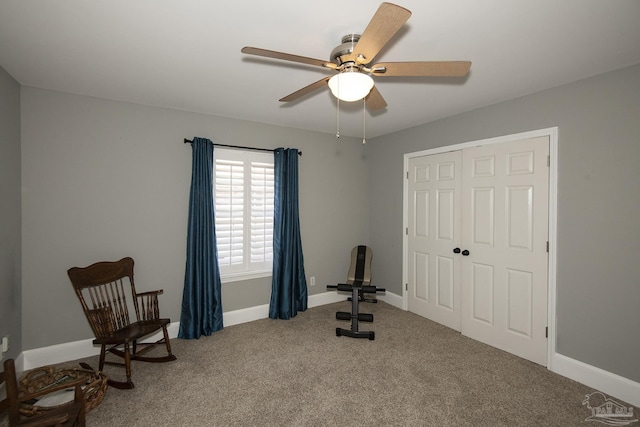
[269,148,308,319]
[179,137,224,338]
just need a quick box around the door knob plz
[453,248,461,254]
[462,249,470,256]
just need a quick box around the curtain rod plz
[183,139,302,156]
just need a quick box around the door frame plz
[402,127,558,367]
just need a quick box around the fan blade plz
[349,3,411,64]
[365,86,387,111]
[241,47,336,69]
[372,61,471,77]
[279,77,331,102]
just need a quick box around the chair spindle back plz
[68,257,141,339]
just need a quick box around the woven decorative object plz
[18,366,108,415]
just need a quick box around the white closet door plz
[407,151,462,331]
[460,136,549,365]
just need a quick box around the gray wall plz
[20,87,369,349]
[368,63,640,383]
[0,65,22,360]
[11,62,640,386]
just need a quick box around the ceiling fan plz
[241,2,471,111]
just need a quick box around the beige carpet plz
[58,301,635,426]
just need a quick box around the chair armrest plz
[136,289,164,297]
[136,289,164,321]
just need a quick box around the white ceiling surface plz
[1,1,639,139]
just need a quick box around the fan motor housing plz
[330,34,362,65]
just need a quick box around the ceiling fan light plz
[328,72,374,102]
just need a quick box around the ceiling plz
[1,1,639,139]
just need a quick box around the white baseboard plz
[222,304,269,327]
[550,352,640,407]
[222,291,347,326]
[13,352,25,373]
[22,337,101,371]
[21,291,347,371]
[21,321,182,372]
[309,290,352,307]
[377,291,403,309]
[23,290,637,410]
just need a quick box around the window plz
[213,148,274,281]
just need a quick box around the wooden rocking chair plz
[67,257,176,389]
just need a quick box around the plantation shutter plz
[213,149,274,278]
[214,159,244,268]
[250,161,274,265]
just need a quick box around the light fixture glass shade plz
[328,71,374,102]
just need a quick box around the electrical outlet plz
[1,336,9,353]
[310,276,316,286]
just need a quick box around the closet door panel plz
[461,136,549,366]
[407,151,462,331]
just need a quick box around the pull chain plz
[335,75,340,139]
[336,97,340,139]
[362,97,366,144]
